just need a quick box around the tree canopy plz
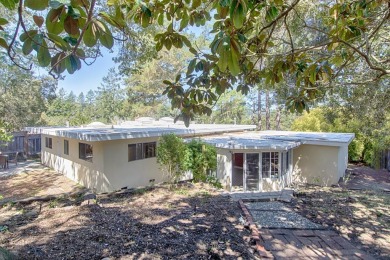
[0,0,389,125]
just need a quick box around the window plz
[45,137,52,149]
[128,143,142,161]
[79,143,93,162]
[128,142,156,162]
[143,142,156,158]
[261,152,279,179]
[64,140,69,155]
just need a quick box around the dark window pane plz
[79,143,93,162]
[143,142,156,158]
[128,144,137,161]
[64,140,69,155]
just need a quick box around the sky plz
[56,48,117,95]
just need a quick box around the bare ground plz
[291,165,390,259]
[0,183,258,259]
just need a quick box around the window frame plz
[128,142,156,162]
[45,137,52,149]
[79,142,93,162]
[261,152,280,179]
[64,140,69,155]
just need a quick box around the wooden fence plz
[0,131,41,157]
[380,149,390,171]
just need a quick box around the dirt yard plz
[0,163,389,259]
[0,182,258,259]
[291,165,390,259]
[0,162,85,204]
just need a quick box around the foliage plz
[186,139,217,183]
[291,108,332,132]
[156,133,190,184]
[0,119,12,142]
[0,64,49,130]
[0,0,388,125]
[291,105,390,166]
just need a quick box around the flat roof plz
[41,124,256,142]
[201,131,355,150]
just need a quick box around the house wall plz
[41,134,111,192]
[216,148,232,190]
[41,135,182,193]
[292,144,340,186]
[337,145,348,180]
[102,137,167,191]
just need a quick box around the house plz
[202,131,354,192]
[41,121,354,193]
[40,121,255,193]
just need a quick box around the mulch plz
[0,183,260,260]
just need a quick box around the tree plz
[95,68,124,123]
[156,134,189,185]
[186,140,218,186]
[0,64,47,130]
[0,0,389,125]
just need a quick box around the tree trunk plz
[275,105,281,130]
[257,88,262,130]
[265,90,270,130]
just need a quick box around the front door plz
[245,153,260,191]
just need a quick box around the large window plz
[262,152,279,179]
[64,140,69,155]
[79,143,93,162]
[45,137,52,149]
[128,142,156,162]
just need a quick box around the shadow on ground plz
[0,184,257,259]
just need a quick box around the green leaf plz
[99,22,114,49]
[266,5,279,22]
[25,0,49,10]
[228,47,240,76]
[47,33,70,51]
[0,18,8,26]
[218,48,228,72]
[22,38,33,54]
[51,52,67,74]
[65,54,81,74]
[231,1,246,29]
[83,22,99,47]
[31,34,44,52]
[37,41,51,67]
[0,37,7,49]
[63,36,77,46]
[19,30,38,42]
[49,0,65,9]
[0,0,18,10]
[46,11,64,35]
[179,14,189,31]
[187,59,197,75]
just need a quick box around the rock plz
[24,210,39,218]
[347,196,358,203]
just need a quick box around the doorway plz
[245,153,260,191]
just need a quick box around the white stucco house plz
[40,121,354,193]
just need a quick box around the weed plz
[174,188,189,196]
[0,194,3,200]
[133,188,147,195]
[48,199,58,208]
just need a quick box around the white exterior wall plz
[41,134,111,192]
[337,145,349,180]
[292,144,340,186]
[41,135,170,193]
[102,137,167,191]
[216,148,232,190]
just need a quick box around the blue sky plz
[57,48,117,95]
